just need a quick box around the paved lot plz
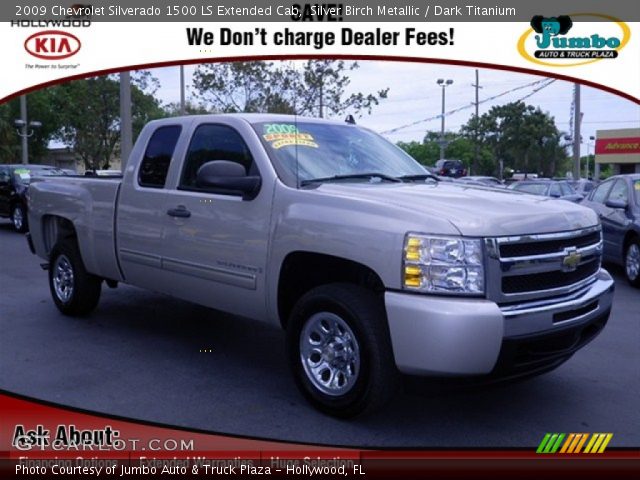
[1,220,638,448]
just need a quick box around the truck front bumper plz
[384,268,615,376]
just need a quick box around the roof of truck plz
[152,113,356,126]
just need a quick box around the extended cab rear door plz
[158,118,274,321]
[116,123,184,292]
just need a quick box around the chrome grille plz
[485,226,602,305]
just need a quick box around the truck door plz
[600,179,632,261]
[160,123,272,320]
[116,125,183,292]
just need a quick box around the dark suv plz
[0,164,67,232]
[434,159,467,178]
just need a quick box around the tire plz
[286,283,398,418]
[49,240,102,316]
[11,203,27,233]
[624,238,640,288]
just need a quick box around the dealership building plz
[595,127,640,177]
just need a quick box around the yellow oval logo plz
[517,13,630,67]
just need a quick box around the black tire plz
[49,240,101,316]
[286,283,398,418]
[11,203,27,233]
[624,238,640,288]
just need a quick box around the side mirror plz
[195,160,261,200]
[605,199,627,210]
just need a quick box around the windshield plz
[512,183,549,196]
[254,121,426,185]
[634,180,640,206]
[13,167,66,184]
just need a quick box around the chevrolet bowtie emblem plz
[562,249,582,271]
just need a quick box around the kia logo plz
[24,30,81,60]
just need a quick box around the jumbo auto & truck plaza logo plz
[518,14,630,67]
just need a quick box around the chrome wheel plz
[53,254,75,303]
[300,312,360,396]
[12,206,24,231]
[626,243,640,281]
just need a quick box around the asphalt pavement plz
[1,220,638,448]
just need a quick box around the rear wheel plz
[11,204,27,233]
[49,240,102,316]
[624,238,640,288]
[286,283,398,418]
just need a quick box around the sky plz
[149,60,639,157]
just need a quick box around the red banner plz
[0,392,638,478]
[595,137,640,155]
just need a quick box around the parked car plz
[508,179,583,203]
[458,176,504,187]
[570,179,598,197]
[0,164,67,232]
[434,159,467,178]
[580,174,640,287]
[27,114,614,416]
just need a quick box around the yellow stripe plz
[574,434,589,453]
[583,434,598,453]
[590,434,606,453]
[567,434,582,453]
[597,434,613,453]
[560,434,576,453]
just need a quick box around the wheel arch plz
[277,251,385,329]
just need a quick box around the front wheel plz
[49,240,102,316]
[624,238,640,288]
[286,284,398,418]
[11,204,27,233]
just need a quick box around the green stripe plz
[543,434,559,453]
[537,433,552,453]
[550,433,566,453]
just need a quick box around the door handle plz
[166,206,191,218]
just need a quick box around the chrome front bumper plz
[384,268,615,376]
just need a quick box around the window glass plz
[549,183,562,197]
[180,124,255,190]
[138,126,182,188]
[590,181,613,203]
[560,182,574,196]
[514,183,548,195]
[607,180,628,206]
[254,121,425,184]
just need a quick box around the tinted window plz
[590,181,613,203]
[138,126,182,188]
[608,180,628,206]
[180,124,255,190]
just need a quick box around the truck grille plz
[502,259,600,294]
[485,226,602,304]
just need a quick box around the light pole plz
[437,78,453,160]
[586,135,595,179]
[14,96,42,165]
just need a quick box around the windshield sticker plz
[14,169,31,180]
[263,123,300,134]
[634,180,640,191]
[263,132,318,149]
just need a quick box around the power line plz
[380,78,556,135]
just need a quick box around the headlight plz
[403,234,485,295]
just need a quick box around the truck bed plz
[28,176,123,282]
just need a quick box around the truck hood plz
[313,182,598,236]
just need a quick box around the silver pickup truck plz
[27,114,614,417]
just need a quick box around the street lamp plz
[437,78,453,160]
[14,117,42,165]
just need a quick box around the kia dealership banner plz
[1,1,639,479]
